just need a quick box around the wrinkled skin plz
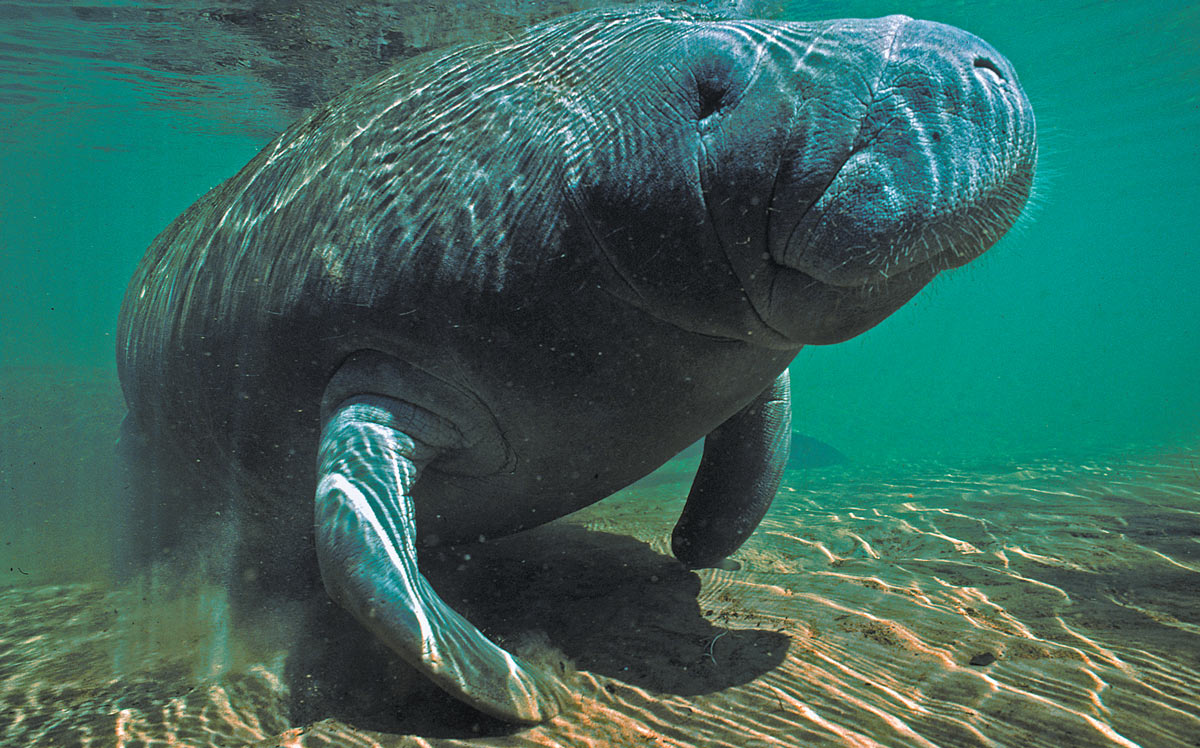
[117,6,1035,723]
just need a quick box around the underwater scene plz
[1,1,1198,746]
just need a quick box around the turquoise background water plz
[1,0,1197,465]
[1,6,1198,742]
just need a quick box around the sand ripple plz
[2,447,1198,746]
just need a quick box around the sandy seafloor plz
[2,375,1199,747]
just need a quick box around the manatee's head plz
[752,16,1037,344]
[581,13,1036,346]
[710,15,1037,344]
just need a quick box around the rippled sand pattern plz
[2,449,1198,747]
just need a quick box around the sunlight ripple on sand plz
[1,448,1198,746]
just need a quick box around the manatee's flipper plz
[672,370,791,569]
[315,395,563,723]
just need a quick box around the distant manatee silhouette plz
[788,434,848,469]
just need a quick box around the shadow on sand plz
[282,520,788,738]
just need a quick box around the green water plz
[2,1,1197,466]
[0,3,1198,745]
[785,0,1200,461]
[0,0,1196,583]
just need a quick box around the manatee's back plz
[115,7,706,491]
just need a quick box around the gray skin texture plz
[117,6,1036,724]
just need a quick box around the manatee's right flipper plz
[316,395,564,723]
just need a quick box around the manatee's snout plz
[779,17,1037,290]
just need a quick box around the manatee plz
[789,434,848,469]
[116,6,1036,723]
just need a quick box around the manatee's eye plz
[691,37,753,123]
[973,57,1005,82]
[697,76,726,120]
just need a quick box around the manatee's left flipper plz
[316,395,564,723]
[672,370,791,569]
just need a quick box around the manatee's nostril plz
[973,57,1005,82]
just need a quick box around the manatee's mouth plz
[778,150,1035,291]
[766,237,939,301]
[746,150,1035,348]
[771,14,1038,292]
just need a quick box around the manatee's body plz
[117,6,1035,723]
